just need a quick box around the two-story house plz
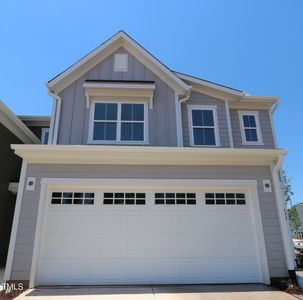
[4,31,294,287]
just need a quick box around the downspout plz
[47,89,62,145]
[176,87,192,147]
[271,154,296,278]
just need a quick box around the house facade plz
[4,31,294,287]
[0,101,49,270]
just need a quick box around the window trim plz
[238,111,263,145]
[187,105,220,147]
[41,128,50,145]
[88,100,149,145]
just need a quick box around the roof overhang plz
[175,72,279,110]
[47,31,189,96]
[83,81,156,108]
[0,101,41,144]
[11,144,287,166]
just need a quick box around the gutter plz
[175,88,192,147]
[47,88,62,145]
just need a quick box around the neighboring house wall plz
[0,124,23,267]
[57,47,177,147]
[181,91,230,147]
[230,109,275,149]
[11,164,287,280]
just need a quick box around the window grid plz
[205,193,246,205]
[103,192,146,205]
[155,193,196,205]
[51,192,95,205]
[92,102,146,143]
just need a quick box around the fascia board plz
[11,145,287,166]
[0,101,41,144]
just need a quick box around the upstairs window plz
[41,128,49,144]
[188,105,220,147]
[238,111,263,145]
[89,102,148,144]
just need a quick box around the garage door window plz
[51,192,95,205]
[205,193,246,205]
[155,193,196,205]
[103,192,146,205]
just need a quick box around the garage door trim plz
[29,178,269,287]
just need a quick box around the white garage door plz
[36,185,263,285]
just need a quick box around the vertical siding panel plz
[57,83,75,144]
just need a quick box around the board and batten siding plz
[11,164,287,280]
[230,109,275,149]
[182,91,230,147]
[57,47,177,147]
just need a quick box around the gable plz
[48,31,189,95]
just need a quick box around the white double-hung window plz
[238,111,263,145]
[188,105,220,147]
[89,102,148,144]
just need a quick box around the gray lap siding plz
[11,164,287,280]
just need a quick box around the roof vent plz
[114,54,128,72]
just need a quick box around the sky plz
[0,0,302,204]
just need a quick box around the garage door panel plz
[37,187,262,285]
[47,213,97,233]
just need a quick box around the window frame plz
[41,128,50,145]
[88,100,149,145]
[238,110,263,145]
[187,105,220,147]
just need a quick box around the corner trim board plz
[4,161,28,282]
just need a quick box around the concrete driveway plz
[15,284,297,300]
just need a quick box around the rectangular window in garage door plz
[205,193,246,205]
[51,192,95,205]
[103,192,146,205]
[155,193,196,205]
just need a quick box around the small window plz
[114,54,128,72]
[205,193,246,206]
[51,192,94,205]
[155,193,196,205]
[239,111,263,145]
[188,106,220,146]
[41,128,49,144]
[90,102,147,144]
[103,192,146,205]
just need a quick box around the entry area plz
[34,179,267,286]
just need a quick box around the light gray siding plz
[182,91,230,147]
[11,164,287,280]
[230,109,275,149]
[57,48,177,147]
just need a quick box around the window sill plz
[87,141,150,146]
[241,142,264,146]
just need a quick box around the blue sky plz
[0,0,302,204]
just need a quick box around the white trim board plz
[4,161,28,281]
[29,178,270,287]
[11,144,287,166]
[0,101,40,144]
